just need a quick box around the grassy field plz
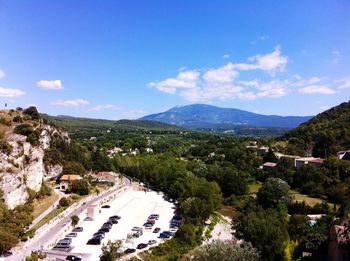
[31,206,66,231]
[290,190,324,206]
[248,183,262,194]
[32,193,59,220]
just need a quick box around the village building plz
[59,174,82,191]
[94,171,118,185]
[295,157,325,169]
[262,162,277,170]
[337,150,350,161]
[257,146,269,157]
[328,217,350,261]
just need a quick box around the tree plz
[188,241,259,261]
[23,106,40,120]
[70,179,90,195]
[0,229,19,254]
[234,208,289,261]
[59,197,71,207]
[71,215,79,227]
[257,178,291,208]
[100,240,122,261]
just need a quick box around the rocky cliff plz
[0,110,69,209]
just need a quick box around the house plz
[295,157,325,169]
[94,171,117,184]
[262,162,277,170]
[328,217,350,261]
[107,147,123,158]
[257,146,269,157]
[59,175,82,190]
[274,152,301,160]
[337,150,350,161]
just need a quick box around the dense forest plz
[283,100,350,157]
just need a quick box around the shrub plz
[13,115,23,123]
[70,179,90,195]
[23,106,40,120]
[59,197,71,207]
[0,140,12,155]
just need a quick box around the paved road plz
[6,177,131,261]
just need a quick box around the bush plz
[70,179,90,195]
[23,106,40,120]
[0,139,12,155]
[59,197,71,207]
[13,115,23,123]
[14,124,40,146]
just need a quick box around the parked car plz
[124,248,136,254]
[87,236,102,245]
[93,232,105,238]
[1,251,12,257]
[131,226,143,231]
[162,231,175,236]
[98,227,110,233]
[66,232,78,237]
[84,217,94,221]
[101,205,110,208]
[108,218,119,224]
[149,214,159,220]
[159,232,171,238]
[110,215,121,219]
[59,238,72,244]
[66,255,82,261]
[148,239,157,245]
[170,227,178,233]
[72,227,83,232]
[153,227,161,233]
[147,219,155,224]
[136,243,148,249]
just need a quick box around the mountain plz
[42,114,183,131]
[139,104,312,130]
[283,101,350,157]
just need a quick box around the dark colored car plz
[72,227,83,232]
[110,215,121,219]
[124,248,136,254]
[98,227,110,233]
[153,227,161,233]
[101,205,110,208]
[93,233,105,239]
[87,236,102,245]
[103,221,113,227]
[66,255,82,261]
[108,218,119,224]
[2,251,12,257]
[159,232,171,238]
[136,243,148,249]
[163,231,175,236]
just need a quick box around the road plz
[6,176,131,261]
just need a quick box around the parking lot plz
[59,189,176,260]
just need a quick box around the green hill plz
[283,101,350,157]
[42,115,183,132]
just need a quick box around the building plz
[94,171,117,184]
[328,217,350,261]
[295,157,325,169]
[274,152,301,160]
[337,150,350,161]
[59,174,82,190]
[262,162,277,170]
[257,146,269,157]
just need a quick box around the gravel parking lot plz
[64,189,176,260]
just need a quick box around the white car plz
[169,227,178,233]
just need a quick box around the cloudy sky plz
[0,0,349,119]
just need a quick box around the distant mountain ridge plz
[139,104,312,129]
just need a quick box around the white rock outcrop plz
[0,124,68,209]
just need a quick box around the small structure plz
[328,217,350,261]
[337,150,350,161]
[274,152,301,160]
[59,174,82,190]
[262,162,277,170]
[94,171,117,184]
[145,147,153,153]
[257,146,269,157]
[295,157,325,169]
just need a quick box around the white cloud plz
[299,85,336,94]
[249,45,288,73]
[223,54,230,59]
[89,104,119,111]
[257,81,288,98]
[37,80,64,90]
[203,63,239,84]
[52,99,89,107]
[147,46,291,102]
[0,70,5,79]
[0,87,25,97]
[147,70,199,94]
[337,77,350,89]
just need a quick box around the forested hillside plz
[283,101,350,157]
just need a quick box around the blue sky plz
[0,0,349,119]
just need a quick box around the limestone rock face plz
[0,124,68,209]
